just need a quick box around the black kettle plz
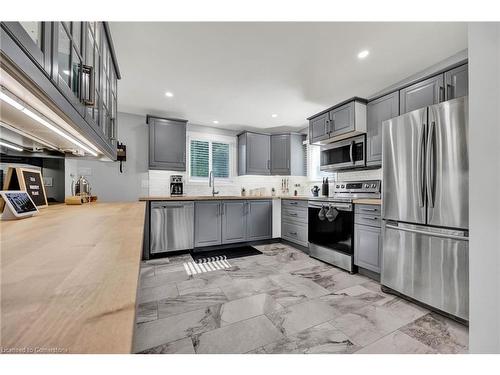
[311,186,320,197]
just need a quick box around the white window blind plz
[190,139,231,180]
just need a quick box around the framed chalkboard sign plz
[1,167,48,208]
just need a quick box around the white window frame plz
[187,131,236,184]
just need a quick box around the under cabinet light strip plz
[0,89,99,156]
[0,140,23,152]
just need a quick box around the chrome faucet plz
[209,171,219,197]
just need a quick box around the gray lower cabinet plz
[194,201,222,247]
[221,201,247,244]
[445,64,468,100]
[270,133,306,176]
[354,204,382,273]
[366,92,399,166]
[195,199,272,247]
[148,116,187,171]
[400,74,444,114]
[281,199,308,250]
[354,224,382,273]
[246,200,273,241]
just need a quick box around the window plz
[308,143,334,181]
[189,137,232,181]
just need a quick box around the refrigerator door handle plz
[417,123,426,207]
[426,121,436,208]
[385,223,468,241]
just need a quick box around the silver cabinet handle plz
[288,212,298,216]
[439,86,445,102]
[363,216,379,220]
[289,231,297,236]
[289,201,298,205]
[385,224,468,241]
[360,208,377,212]
[446,83,453,100]
[221,203,225,216]
[426,121,436,208]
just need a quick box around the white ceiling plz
[110,22,467,132]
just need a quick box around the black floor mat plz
[190,246,262,263]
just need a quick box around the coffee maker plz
[170,175,184,196]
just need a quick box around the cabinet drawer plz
[282,207,308,223]
[355,214,382,228]
[355,204,381,215]
[281,221,308,247]
[354,224,382,273]
[282,199,308,209]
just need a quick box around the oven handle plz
[308,203,352,211]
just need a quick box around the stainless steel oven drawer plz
[282,199,308,209]
[282,221,308,247]
[282,207,308,223]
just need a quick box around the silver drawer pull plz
[364,216,379,220]
[289,202,298,205]
[360,208,378,212]
[289,231,298,236]
[288,213,298,216]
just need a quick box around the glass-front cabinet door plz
[83,21,102,133]
[2,22,52,73]
[52,22,85,115]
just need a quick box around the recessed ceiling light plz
[271,114,278,118]
[213,120,219,124]
[357,50,370,59]
[165,92,174,97]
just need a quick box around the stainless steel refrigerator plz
[381,96,469,321]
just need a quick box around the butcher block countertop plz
[0,202,146,354]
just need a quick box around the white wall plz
[468,23,500,353]
[65,112,149,201]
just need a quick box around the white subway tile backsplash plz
[148,168,381,197]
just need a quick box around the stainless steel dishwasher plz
[150,201,194,254]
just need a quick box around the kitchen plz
[0,4,499,371]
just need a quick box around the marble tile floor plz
[134,243,468,354]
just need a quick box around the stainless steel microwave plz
[320,135,366,171]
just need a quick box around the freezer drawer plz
[381,222,469,320]
[150,201,194,254]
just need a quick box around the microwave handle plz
[349,141,354,164]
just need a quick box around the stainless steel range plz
[308,180,381,272]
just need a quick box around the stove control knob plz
[336,185,340,188]
[365,184,369,188]
[341,184,345,188]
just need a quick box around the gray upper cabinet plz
[238,132,270,175]
[309,113,329,144]
[148,116,187,171]
[2,22,52,73]
[271,134,290,175]
[0,21,120,160]
[329,102,354,136]
[366,92,399,166]
[445,64,468,100]
[246,200,272,241]
[270,133,306,176]
[194,202,222,247]
[221,201,247,244]
[400,74,444,114]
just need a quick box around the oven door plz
[320,135,365,171]
[308,202,354,255]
